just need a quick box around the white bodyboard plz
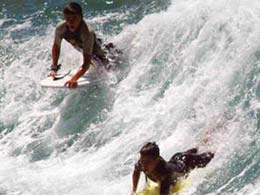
[40,62,105,88]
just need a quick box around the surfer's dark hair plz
[63,2,83,15]
[140,142,160,157]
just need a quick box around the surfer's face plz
[64,14,82,32]
[140,156,158,173]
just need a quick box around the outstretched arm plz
[64,53,92,89]
[49,43,61,77]
[132,167,141,195]
[52,43,60,66]
[49,25,62,77]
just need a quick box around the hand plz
[48,70,57,78]
[65,79,78,89]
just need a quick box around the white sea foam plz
[1,0,260,194]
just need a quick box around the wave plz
[1,0,260,194]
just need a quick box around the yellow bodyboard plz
[137,180,187,195]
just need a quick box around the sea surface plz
[1,0,260,195]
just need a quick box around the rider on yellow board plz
[131,142,214,195]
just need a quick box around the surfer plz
[131,142,214,195]
[49,2,112,89]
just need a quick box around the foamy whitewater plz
[1,0,260,194]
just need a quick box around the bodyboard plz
[40,61,105,88]
[137,180,187,195]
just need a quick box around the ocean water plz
[1,0,260,195]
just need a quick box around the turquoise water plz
[1,0,260,195]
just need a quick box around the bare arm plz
[71,53,91,81]
[132,168,141,194]
[65,53,92,89]
[52,43,60,66]
[49,41,61,77]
